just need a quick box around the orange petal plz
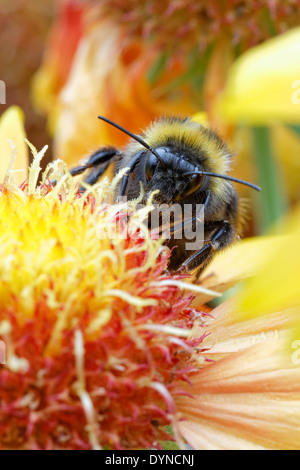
[196,296,295,361]
[177,338,300,449]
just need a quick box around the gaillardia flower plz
[0,140,217,450]
[1,113,300,449]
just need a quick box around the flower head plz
[0,141,215,450]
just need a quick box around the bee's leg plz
[69,147,118,176]
[119,150,145,198]
[168,191,211,237]
[178,221,234,274]
[80,161,112,188]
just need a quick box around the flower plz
[218,27,300,232]
[0,138,217,450]
[220,27,300,124]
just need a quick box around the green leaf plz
[147,53,168,84]
[289,125,300,138]
[160,440,181,450]
[252,126,288,233]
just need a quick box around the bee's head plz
[97,115,261,203]
[143,147,205,205]
[141,144,260,205]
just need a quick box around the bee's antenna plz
[183,171,261,192]
[98,116,166,167]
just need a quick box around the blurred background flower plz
[0,106,28,185]
[0,0,55,163]
[221,26,300,232]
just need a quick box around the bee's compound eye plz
[176,173,203,201]
[145,153,157,181]
[185,173,203,196]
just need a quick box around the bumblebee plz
[70,116,260,274]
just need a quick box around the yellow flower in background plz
[0,107,28,186]
[199,208,300,328]
[1,112,300,449]
[220,27,300,125]
[218,27,300,232]
[234,206,300,319]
